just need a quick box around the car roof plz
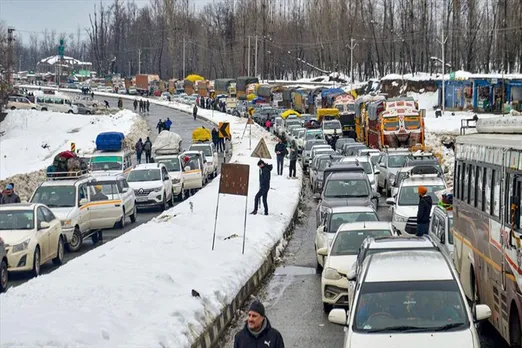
[337,221,391,232]
[341,156,370,163]
[0,203,37,210]
[133,163,162,170]
[328,171,368,180]
[41,176,92,186]
[402,176,445,186]
[330,206,377,214]
[91,174,126,181]
[365,250,453,282]
[366,236,436,249]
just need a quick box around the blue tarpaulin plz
[321,88,345,98]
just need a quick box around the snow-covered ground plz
[0,104,302,348]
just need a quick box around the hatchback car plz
[127,163,175,210]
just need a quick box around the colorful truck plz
[354,95,385,143]
[324,92,355,135]
[366,97,424,149]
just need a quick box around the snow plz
[0,100,302,347]
[0,109,139,180]
[407,91,439,110]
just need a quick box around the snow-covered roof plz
[381,70,522,82]
[38,55,92,66]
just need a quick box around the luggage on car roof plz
[96,132,125,151]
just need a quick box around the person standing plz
[164,117,172,131]
[193,104,198,120]
[265,118,272,132]
[135,138,144,164]
[146,99,150,113]
[117,97,123,109]
[133,99,138,112]
[157,119,164,134]
[416,186,433,236]
[251,160,273,215]
[139,99,143,113]
[0,184,21,204]
[211,128,219,152]
[274,138,287,176]
[218,134,225,153]
[143,137,153,163]
[288,146,297,178]
[233,301,284,348]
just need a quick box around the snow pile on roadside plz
[407,91,438,110]
[0,109,302,348]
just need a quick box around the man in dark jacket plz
[234,301,284,348]
[288,146,297,178]
[251,160,273,215]
[274,138,287,175]
[146,99,150,112]
[157,119,164,134]
[211,128,219,152]
[193,105,198,120]
[135,138,144,164]
[143,137,153,163]
[416,186,433,236]
[0,184,21,204]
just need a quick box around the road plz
[218,177,509,348]
[8,95,225,288]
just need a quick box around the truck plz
[354,95,385,144]
[236,76,259,99]
[366,97,425,149]
[214,78,235,96]
[322,90,356,136]
[152,131,187,201]
[135,74,148,94]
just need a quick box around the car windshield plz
[328,212,379,232]
[369,155,379,166]
[90,161,122,171]
[306,133,324,141]
[344,161,372,174]
[324,121,341,129]
[318,158,332,171]
[127,169,161,182]
[388,155,408,168]
[306,140,327,150]
[331,229,392,255]
[353,280,468,332]
[336,139,354,148]
[31,186,76,208]
[286,121,300,127]
[190,146,212,157]
[298,130,306,138]
[398,185,446,205]
[156,158,181,172]
[324,179,370,198]
[0,210,35,230]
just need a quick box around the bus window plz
[383,117,399,131]
[514,177,521,230]
[476,166,484,211]
[463,163,469,203]
[492,169,500,217]
[469,164,476,207]
[485,168,492,215]
[404,116,420,130]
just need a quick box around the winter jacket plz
[289,150,297,161]
[417,194,433,224]
[164,120,172,129]
[275,143,287,157]
[233,318,285,348]
[135,141,143,153]
[259,164,273,189]
[211,129,219,142]
[1,193,21,205]
[143,140,152,152]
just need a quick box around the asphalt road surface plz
[8,95,226,289]
[218,177,509,348]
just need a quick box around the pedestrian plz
[211,127,219,151]
[274,138,287,176]
[251,160,273,215]
[133,99,138,112]
[233,300,284,348]
[139,99,143,113]
[0,184,21,204]
[288,146,297,178]
[193,104,198,120]
[157,119,164,134]
[146,99,150,112]
[135,138,144,164]
[117,97,123,109]
[265,118,272,132]
[416,186,433,236]
[91,92,94,99]
[164,117,172,131]
[104,100,110,108]
[218,135,225,153]
[143,137,153,163]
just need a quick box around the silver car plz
[73,102,95,115]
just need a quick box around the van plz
[7,96,41,110]
[87,151,134,176]
[36,96,78,114]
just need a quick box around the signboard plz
[218,122,231,138]
[251,138,272,159]
[219,163,250,196]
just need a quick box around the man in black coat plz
[251,160,273,215]
[211,128,219,152]
[416,186,433,236]
[274,138,287,175]
[234,301,284,348]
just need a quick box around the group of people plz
[196,96,227,113]
[135,137,153,164]
[211,128,226,153]
[0,183,21,205]
[133,99,150,113]
[156,118,173,133]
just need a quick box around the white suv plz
[155,154,187,201]
[91,174,137,225]
[127,163,174,210]
[188,143,218,179]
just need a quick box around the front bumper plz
[135,191,165,206]
[322,276,350,306]
[5,246,34,272]
[172,183,182,195]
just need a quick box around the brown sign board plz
[219,163,250,196]
[251,138,272,159]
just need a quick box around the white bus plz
[36,96,78,114]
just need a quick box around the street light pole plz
[347,38,358,93]
[182,36,186,79]
[138,49,142,75]
[437,22,448,114]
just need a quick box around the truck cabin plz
[316,108,340,123]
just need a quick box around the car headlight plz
[153,186,163,192]
[61,219,72,227]
[324,267,342,280]
[171,178,180,184]
[393,213,409,223]
[389,174,396,184]
[12,239,30,253]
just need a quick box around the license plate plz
[136,197,148,202]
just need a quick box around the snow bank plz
[0,104,302,348]
[0,109,147,200]
[407,91,438,110]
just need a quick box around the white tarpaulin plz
[152,131,183,155]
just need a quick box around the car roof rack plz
[46,170,90,180]
[409,165,441,176]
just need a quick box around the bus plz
[453,115,521,348]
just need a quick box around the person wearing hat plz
[0,184,21,204]
[91,185,108,202]
[416,185,433,236]
[234,300,284,348]
[251,160,273,215]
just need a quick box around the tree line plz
[7,0,522,81]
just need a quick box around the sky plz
[0,0,210,43]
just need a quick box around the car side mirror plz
[39,221,51,230]
[328,308,348,326]
[374,169,380,175]
[79,198,88,206]
[347,268,356,281]
[184,166,191,171]
[474,304,492,322]
[317,247,328,256]
[122,187,129,193]
[386,198,395,205]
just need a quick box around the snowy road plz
[7,96,228,289]
[218,177,509,348]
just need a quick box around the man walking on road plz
[251,160,273,216]
[143,137,153,163]
[211,128,219,151]
[416,186,432,236]
[146,99,150,112]
[157,119,164,134]
[274,138,287,175]
[193,104,198,120]
[234,300,285,348]
[164,117,172,131]
[288,146,297,178]
[133,99,138,112]
[135,138,143,164]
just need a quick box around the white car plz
[0,203,64,277]
[341,156,380,192]
[188,143,218,179]
[87,150,134,176]
[91,174,137,224]
[180,151,207,192]
[319,221,396,313]
[7,96,40,110]
[322,119,343,135]
[30,173,125,252]
[127,163,175,210]
[315,206,379,270]
[376,150,410,196]
[155,154,187,201]
[328,250,491,348]
[387,174,447,235]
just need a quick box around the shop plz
[507,80,522,112]
[439,80,473,110]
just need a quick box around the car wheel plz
[67,110,74,114]
[66,228,82,252]
[86,111,91,114]
[32,247,41,277]
[178,188,186,201]
[386,181,391,197]
[10,106,15,110]
[116,209,126,229]
[0,258,8,293]
[52,237,65,265]
[323,303,333,314]
[41,108,47,111]
[130,206,137,223]
[315,256,323,274]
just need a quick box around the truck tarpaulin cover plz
[236,76,259,89]
[192,127,211,142]
[152,131,183,155]
[257,85,272,98]
[308,87,325,104]
[96,132,125,151]
[214,79,235,92]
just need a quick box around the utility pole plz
[247,36,251,76]
[254,35,258,77]
[7,27,15,90]
[436,30,448,114]
[182,36,186,79]
[347,38,358,92]
[138,49,142,74]
[128,61,131,77]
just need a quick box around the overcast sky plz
[0,0,210,43]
